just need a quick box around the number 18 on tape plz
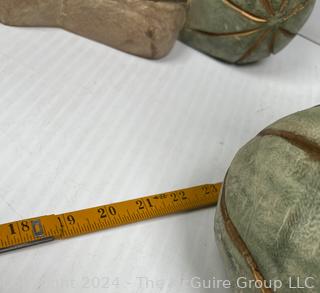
[0,183,222,254]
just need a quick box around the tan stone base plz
[0,0,186,59]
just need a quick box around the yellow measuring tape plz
[0,183,221,254]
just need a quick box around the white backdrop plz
[0,4,319,293]
[301,1,320,43]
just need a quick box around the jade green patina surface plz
[215,106,320,292]
[180,0,316,64]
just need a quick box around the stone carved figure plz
[181,0,316,63]
[0,0,316,63]
[215,106,320,292]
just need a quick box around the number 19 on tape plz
[0,183,222,254]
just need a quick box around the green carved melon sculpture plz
[180,0,316,63]
[215,106,320,292]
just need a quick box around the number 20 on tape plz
[0,183,222,254]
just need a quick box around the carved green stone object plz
[180,0,316,64]
[215,106,320,292]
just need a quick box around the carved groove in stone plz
[223,0,268,23]
[260,0,275,16]
[259,129,320,161]
[187,27,263,38]
[220,182,272,293]
[236,29,271,63]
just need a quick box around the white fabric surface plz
[300,1,320,44]
[0,15,319,293]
